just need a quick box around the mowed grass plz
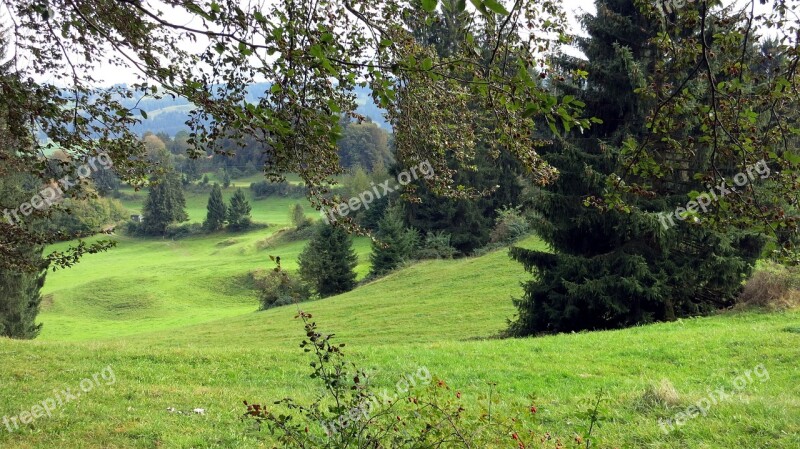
[0,193,798,448]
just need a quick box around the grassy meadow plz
[0,192,799,448]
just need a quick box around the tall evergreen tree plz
[141,170,188,236]
[370,204,418,277]
[0,173,47,339]
[0,249,46,339]
[203,183,227,231]
[0,34,47,339]
[298,224,358,297]
[227,188,252,231]
[509,0,764,335]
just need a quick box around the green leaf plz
[483,0,510,15]
[455,0,467,12]
[140,110,148,119]
[421,0,438,12]
[470,0,488,15]
[309,44,324,60]
[421,57,433,71]
[522,105,539,118]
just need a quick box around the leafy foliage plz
[415,230,458,260]
[489,206,530,244]
[290,203,312,230]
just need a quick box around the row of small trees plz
[203,184,253,232]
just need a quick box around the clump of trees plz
[139,173,188,236]
[250,181,307,199]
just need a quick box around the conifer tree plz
[0,173,47,339]
[298,224,358,297]
[370,205,418,277]
[227,188,252,231]
[203,183,227,231]
[0,33,47,339]
[0,252,46,339]
[141,170,188,235]
[509,0,764,335]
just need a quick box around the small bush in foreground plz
[243,312,608,448]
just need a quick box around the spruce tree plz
[227,188,252,231]
[298,224,358,297]
[0,38,47,339]
[203,183,227,231]
[370,205,418,277]
[0,252,46,339]
[0,173,47,339]
[141,170,188,235]
[509,0,764,335]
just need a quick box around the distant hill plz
[116,83,390,137]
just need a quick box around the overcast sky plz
[1,0,776,87]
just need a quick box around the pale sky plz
[1,0,779,87]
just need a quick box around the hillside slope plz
[1,235,798,448]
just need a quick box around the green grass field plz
[1,195,799,448]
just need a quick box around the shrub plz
[243,313,605,449]
[252,260,311,310]
[737,262,800,310]
[164,222,203,239]
[414,231,457,260]
[250,181,307,198]
[489,206,530,244]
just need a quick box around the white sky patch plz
[0,0,784,86]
